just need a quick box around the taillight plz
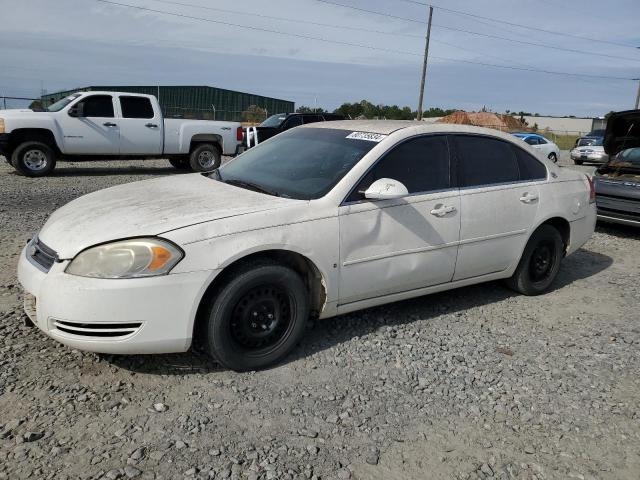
[236,126,244,142]
[586,174,596,204]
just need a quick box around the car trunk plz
[604,110,640,156]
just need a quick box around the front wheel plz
[203,261,309,371]
[548,152,558,163]
[189,143,221,172]
[506,225,563,296]
[574,159,583,165]
[11,141,56,177]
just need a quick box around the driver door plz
[62,94,120,155]
[338,135,460,305]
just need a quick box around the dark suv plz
[245,112,345,148]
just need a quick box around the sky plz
[1,0,639,117]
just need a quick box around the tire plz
[574,159,583,165]
[168,158,192,171]
[202,261,309,371]
[189,143,221,172]
[11,141,56,177]
[506,224,564,296]
[548,152,558,163]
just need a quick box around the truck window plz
[78,95,114,118]
[120,97,155,119]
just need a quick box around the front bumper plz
[570,151,608,163]
[0,133,9,159]
[17,245,218,354]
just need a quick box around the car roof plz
[512,133,543,139]
[302,120,537,142]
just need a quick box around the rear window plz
[578,137,603,147]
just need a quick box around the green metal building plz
[41,85,294,122]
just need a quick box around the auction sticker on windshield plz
[346,132,387,142]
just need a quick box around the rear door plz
[451,135,546,281]
[62,94,120,155]
[117,96,163,155]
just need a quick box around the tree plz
[242,105,267,123]
[296,106,327,113]
[28,100,43,111]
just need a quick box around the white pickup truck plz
[0,91,244,176]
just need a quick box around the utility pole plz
[635,79,640,109]
[416,5,433,121]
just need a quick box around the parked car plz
[511,133,560,162]
[17,121,595,371]
[245,112,345,148]
[594,109,640,226]
[0,91,243,176]
[570,136,608,165]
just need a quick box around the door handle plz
[430,204,457,217]
[520,192,539,203]
[145,123,159,128]
[103,122,117,127]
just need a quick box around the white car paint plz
[570,144,608,164]
[516,134,560,160]
[0,91,241,157]
[17,121,596,355]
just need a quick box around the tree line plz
[296,100,457,120]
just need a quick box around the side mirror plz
[68,103,84,117]
[364,178,409,200]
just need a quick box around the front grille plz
[28,237,58,272]
[52,319,143,338]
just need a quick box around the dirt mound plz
[438,111,527,131]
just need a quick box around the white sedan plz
[512,133,561,163]
[18,122,596,371]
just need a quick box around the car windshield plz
[260,114,287,128]
[578,137,603,147]
[218,128,378,200]
[47,94,81,112]
[608,148,640,171]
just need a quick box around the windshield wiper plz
[224,178,284,197]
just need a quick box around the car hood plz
[38,174,297,258]
[604,110,640,155]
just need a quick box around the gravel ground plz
[1,155,639,480]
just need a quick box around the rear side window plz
[284,116,303,129]
[303,114,323,124]
[454,135,520,187]
[513,146,547,181]
[524,136,539,145]
[120,97,154,119]
[79,95,114,118]
[537,137,548,144]
[348,135,450,201]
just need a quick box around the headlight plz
[66,238,183,279]
[0,118,5,134]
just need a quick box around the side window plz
[78,95,114,118]
[524,136,539,145]
[284,116,303,129]
[120,96,154,119]
[537,137,548,144]
[513,146,547,181]
[454,135,519,187]
[347,135,450,202]
[303,114,323,124]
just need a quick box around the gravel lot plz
[1,153,639,480]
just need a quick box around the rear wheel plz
[189,143,221,172]
[574,159,583,165]
[202,261,309,371]
[506,224,563,296]
[11,141,56,177]
[168,158,191,171]
[548,152,558,163]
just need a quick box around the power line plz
[92,0,635,82]
[395,0,640,50]
[313,0,640,62]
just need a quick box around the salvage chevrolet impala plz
[17,121,596,371]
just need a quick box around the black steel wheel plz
[506,224,563,295]
[202,260,309,371]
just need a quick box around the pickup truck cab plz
[0,91,243,176]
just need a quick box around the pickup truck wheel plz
[11,141,56,177]
[190,144,221,172]
[168,158,191,170]
[506,224,563,296]
[203,261,309,372]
